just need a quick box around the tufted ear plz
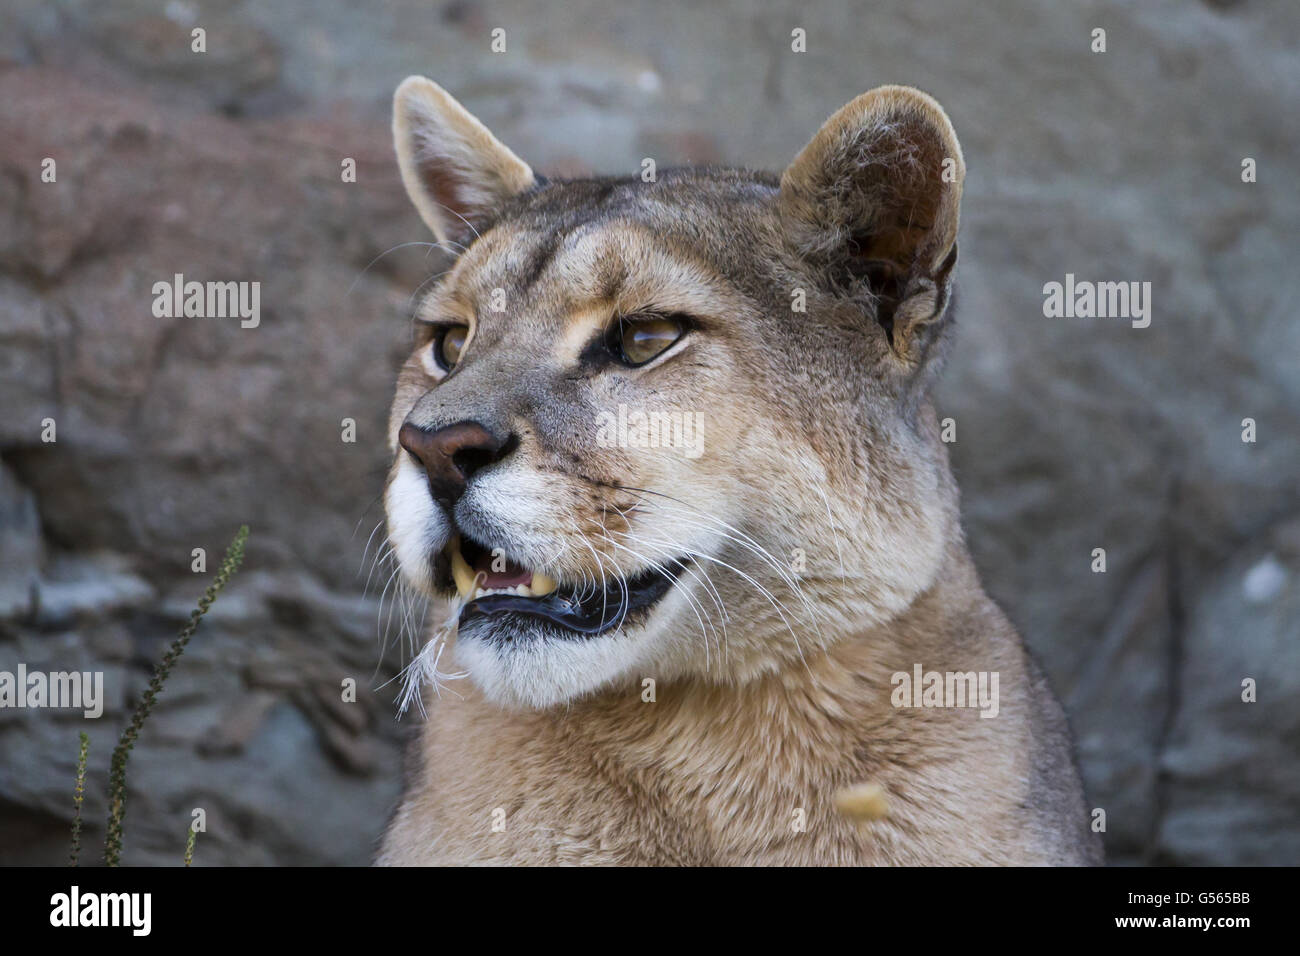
[779,86,964,367]
[392,76,536,244]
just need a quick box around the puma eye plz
[613,315,686,367]
[434,324,469,371]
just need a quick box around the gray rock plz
[0,464,43,620]
[33,552,155,629]
[1154,519,1300,865]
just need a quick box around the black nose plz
[398,421,513,509]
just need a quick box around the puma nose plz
[399,421,513,509]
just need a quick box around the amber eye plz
[614,315,686,366]
[434,324,469,371]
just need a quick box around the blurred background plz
[1,0,1297,865]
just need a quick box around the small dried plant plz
[99,525,249,867]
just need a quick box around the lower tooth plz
[464,580,555,601]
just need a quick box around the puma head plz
[384,76,966,708]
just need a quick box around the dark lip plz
[429,548,451,591]
[458,557,690,637]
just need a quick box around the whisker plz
[357,519,386,580]
[347,240,449,296]
[596,531,722,669]
[406,269,455,313]
[813,482,847,581]
[616,489,827,640]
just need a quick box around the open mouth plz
[439,535,687,637]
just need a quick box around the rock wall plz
[1,0,1296,864]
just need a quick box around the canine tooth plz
[450,538,477,598]
[531,572,557,597]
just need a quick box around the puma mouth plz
[439,535,687,637]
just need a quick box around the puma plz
[376,76,1101,865]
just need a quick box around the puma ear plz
[779,85,964,363]
[392,76,536,244]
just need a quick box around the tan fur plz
[376,78,1102,866]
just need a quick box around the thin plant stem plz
[68,732,89,866]
[103,525,249,866]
